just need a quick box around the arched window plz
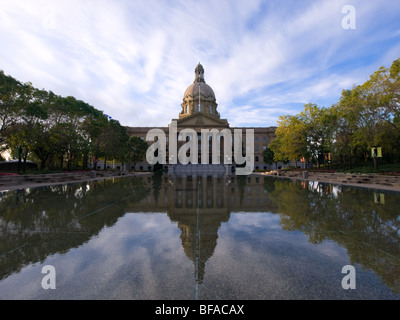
[210,105,213,114]
[185,105,188,113]
[197,104,202,112]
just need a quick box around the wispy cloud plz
[1,0,399,127]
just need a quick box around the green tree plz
[5,84,51,170]
[269,114,306,167]
[1,70,136,172]
[263,147,277,169]
[99,119,130,170]
[383,58,400,133]
[0,71,24,148]
[298,103,337,168]
[81,113,108,170]
[128,136,148,170]
[334,99,356,168]
[339,66,399,170]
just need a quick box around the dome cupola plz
[180,63,220,119]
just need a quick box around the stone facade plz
[125,63,278,172]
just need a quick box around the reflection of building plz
[126,63,278,172]
[167,172,229,286]
[131,174,277,214]
[2,173,399,296]
[129,172,278,291]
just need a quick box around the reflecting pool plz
[0,173,399,300]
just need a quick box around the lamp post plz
[371,146,382,172]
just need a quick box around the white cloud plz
[0,0,399,128]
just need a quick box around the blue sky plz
[1,0,400,128]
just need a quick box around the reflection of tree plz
[269,180,338,243]
[2,173,399,295]
[236,175,246,206]
[263,177,276,193]
[0,177,150,280]
[269,179,400,293]
[152,172,163,204]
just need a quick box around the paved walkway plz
[256,170,400,192]
[2,170,400,193]
[0,171,151,192]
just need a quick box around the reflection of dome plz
[166,175,231,284]
[179,222,218,284]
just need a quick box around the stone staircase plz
[266,170,400,189]
[0,171,131,190]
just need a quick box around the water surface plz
[0,174,399,299]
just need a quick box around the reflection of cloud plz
[59,213,187,299]
[206,213,353,299]
[1,208,398,299]
[0,213,193,299]
[1,0,400,127]
[227,212,282,230]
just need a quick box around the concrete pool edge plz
[1,169,399,193]
[0,171,152,192]
[254,171,400,192]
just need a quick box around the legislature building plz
[126,63,278,173]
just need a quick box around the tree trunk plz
[41,158,46,170]
[83,154,88,170]
[349,153,352,169]
[67,153,72,171]
[373,157,378,172]
[60,154,64,170]
[17,146,22,174]
[23,150,29,172]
